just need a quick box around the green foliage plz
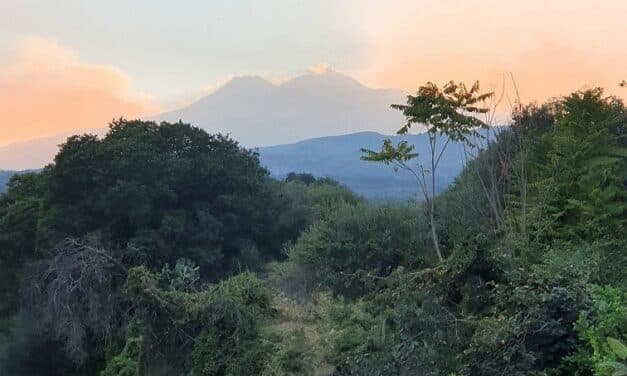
[601,338,627,376]
[317,299,376,363]
[33,119,273,278]
[263,177,362,259]
[530,89,626,243]
[436,140,506,247]
[0,315,80,376]
[123,267,279,375]
[100,335,142,376]
[156,258,200,292]
[285,172,317,185]
[362,80,494,166]
[188,272,317,375]
[463,258,592,375]
[0,173,45,316]
[361,138,418,164]
[607,338,627,361]
[392,80,493,141]
[571,285,627,375]
[287,203,432,297]
[362,80,493,262]
[320,252,496,375]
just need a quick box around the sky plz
[1,0,626,147]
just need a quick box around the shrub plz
[571,285,627,375]
[262,178,363,258]
[321,267,473,376]
[100,335,142,376]
[463,257,592,375]
[287,203,432,297]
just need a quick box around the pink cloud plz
[0,37,159,146]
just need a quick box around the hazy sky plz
[1,0,626,146]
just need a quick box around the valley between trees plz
[0,85,625,375]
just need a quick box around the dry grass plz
[261,262,335,375]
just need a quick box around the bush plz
[571,285,627,375]
[287,203,432,297]
[320,266,474,376]
[262,178,363,258]
[463,257,592,375]
[122,267,275,375]
[317,299,376,363]
[100,335,142,376]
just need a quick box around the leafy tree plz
[37,119,272,278]
[362,81,492,261]
[0,172,46,317]
[530,89,626,243]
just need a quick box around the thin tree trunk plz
[430,137,443,262]
[429,197,443,262]
[519,143,527,236]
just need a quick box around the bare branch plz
[23,238,127,363]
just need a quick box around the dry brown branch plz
[23,238,127,363]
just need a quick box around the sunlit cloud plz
[350,0,627,106]
[308,62,332,75]
[0,37,159,146]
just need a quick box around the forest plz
[0,83,625,375]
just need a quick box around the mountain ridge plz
[256,130,473,200]
[152,70,407,147]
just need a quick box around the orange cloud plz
[351,0,627,107]
[308,62,332,75]
[0,37,159,146]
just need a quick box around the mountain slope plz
[0,171,14,193]
[258,131,472,201]
[154,71,407,146]
[0,129,106,170]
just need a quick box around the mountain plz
[257,131,471,201]
[0,71,406,170]
[0,129,106,171]
[153,70,407,146]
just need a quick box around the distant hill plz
[258,131,476,201]
[0,171,14,193]
[1,130,487,200]
[0,129,105,170]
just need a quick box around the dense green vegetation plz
[0,86,625,375]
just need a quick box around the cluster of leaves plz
[263,175,363,256]
[463,252,593,375]
[529,89,627,243]
[285,202,432,297]
[570,285,627,375]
